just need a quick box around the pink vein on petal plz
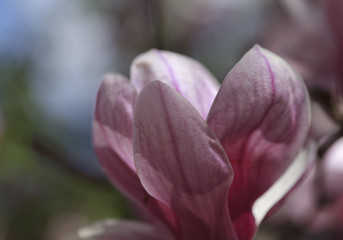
[240,47,276,163]
[154,50,181,93]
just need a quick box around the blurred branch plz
[309,88,335,122]
[317,128,343,158]
[148,0,166,49]
[31,136,111,189]
[309,87,343,127]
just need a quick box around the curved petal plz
[93,74,181,235]
[93,73,143,200]
[93,73,137,173]
[93,73,146,200]
[207,45,311,239]
[79,219,175,240]
[133,81,237,240]
[130,49,219,119]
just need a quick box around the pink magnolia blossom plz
[84,45,311,240]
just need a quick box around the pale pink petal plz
[93,73,145,201]
[323,137,343,198]
[93,74,177,226]
[93,119,145,199]
[207,45,311,239]
[130,49,219,119]
[133,81,238,240]
[79,219,175,240]
[94,73,137,173]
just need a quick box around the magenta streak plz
[238,48,276,164]
[258,49,276,102]
[155,50,182,93]
[249,47,277,201]
[230,48,277,221]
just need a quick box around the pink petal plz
[93,73,144,201]
[130,49,219,119]
[79,219,175,240]
[207,45,311,239]
[323,137,343,198]
[133,81,238,240]
[94,73,137,173]
[93,119,146,200]
[93,74,177,226]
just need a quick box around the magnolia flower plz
[83,45,312,240]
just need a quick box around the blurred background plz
[0,0,342,239]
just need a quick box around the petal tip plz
[101,72,129,86]
[138,80,166,95]
[252,43,262,49]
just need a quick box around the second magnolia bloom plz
[90,45,311,240]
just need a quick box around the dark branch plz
[148,0,166,49]
[31,136,111,189]
[317,128,343,158]
[309,88,336,123]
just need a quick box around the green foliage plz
[0,63,130,240]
